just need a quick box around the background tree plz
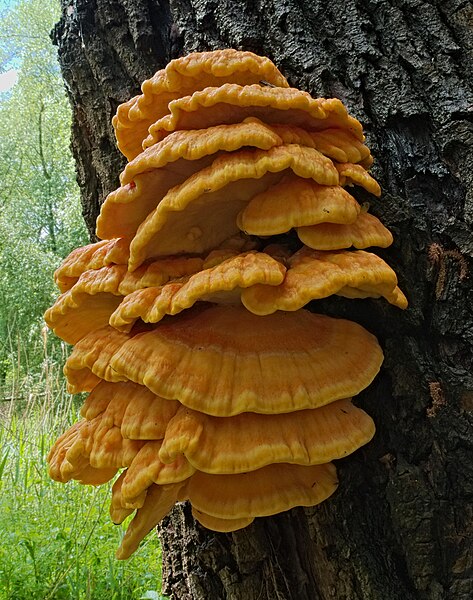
[52,1,473,599]
[0,0,87,382]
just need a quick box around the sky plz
[0,0,19,93]
[0,0,18,10]
[0,68,18,92]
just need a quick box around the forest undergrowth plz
[0,337,166,600]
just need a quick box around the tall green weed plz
[0,358,166,600]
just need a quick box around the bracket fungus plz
[237,175,362,236]
[45,49,407,559]
[109,251,287,331]
[127,144,339,268]
[98,119,284,240]
[296,210,394,251]
[106,305,383,416]
[114,49,289,160]
[142,83,364,147]
[46,254,205,344]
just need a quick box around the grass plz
[0,347,166,600]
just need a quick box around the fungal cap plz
[143,83,364,147]
[336,163,381,196]
[119,388,180,441]
[116,255,204,295]
[114,49,288,159]
[121,118,283,186]
[241,248,407,314]
[192,508,254,532]
[45,264,130,344]
[108,305,384,416]
[98,119,284,240]
[128,144,339,269]
[271,125,373,166]
[179,462,339,520]
[46,254,206,343]
[47,419,127,485]
[44,286,123,345]
[237,174,361,236]
[110,471,139,525]
[120,441,196,504]
[80,380,179,440]
[54,239,129,292]
[110,251,287,331]
[116,461,338,558]
[115,483,183,560]
[64,326,134,394]
[79,418,144,470]
[159,398,375,473]
[296,211,394,250]
[80,380,119,420]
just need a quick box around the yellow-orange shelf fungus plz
[108,305,383,416]
[159,398,375,473]
[98,119,284,240]
[178,236,256,271]
[114,49,289,160]
[128,145,339,269]
[191,509,254,533]
[109,282,183,333]
[336,163,382,196]
[54,239,130,292]
[45,288,122,346]
[110,251,286,331]
[110,471,146,522]
[79,418,143,470]
[237,174,361,236]
[201,249,239,269]
[63,326,137,394]
[143,83,363,148]
[47,421,115,485]
[120,442,196,505]
[201,235,261,269]
[45,267,126,345]
[122,392,179,441]
[44,50,408,557]
[242,248,408,315]
[46,417,140,485]
[297,211,394,250]
[115,462,337,559]
[110,473,139,526]
[80,380,118,420]
[180,462,338,522]
[115,483,183,560]
[46,256,205,344]
[80,380,178,437]
[270,125,373,166]
[117,255,204,295]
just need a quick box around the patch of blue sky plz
[0,0,22,69]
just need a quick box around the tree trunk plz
[53,1,473,598]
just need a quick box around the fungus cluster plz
[45,50,407,559]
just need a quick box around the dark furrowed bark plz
[53,1,473,598]
[52,0,173,238]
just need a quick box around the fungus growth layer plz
[45,49,407,559]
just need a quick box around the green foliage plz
[0,0,88,380]
[0,366,165,600]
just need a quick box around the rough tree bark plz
[53,1,473,599]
